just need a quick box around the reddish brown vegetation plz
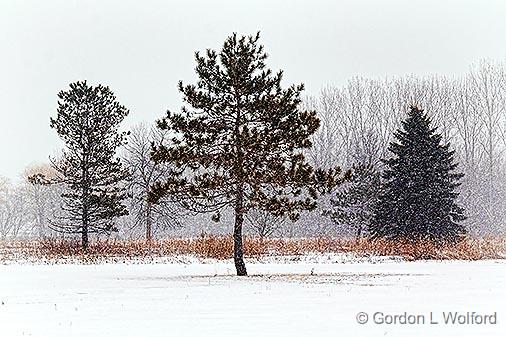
[0,236,504,263]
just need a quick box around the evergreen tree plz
[149,32,346,275]
[370,106,466,242]
[325,163,380,239]
[50,81,129,249]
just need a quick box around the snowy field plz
[1,256,505,337]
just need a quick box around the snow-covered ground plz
[0,256,504,337]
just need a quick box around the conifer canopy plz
[50,81,129,248]
[150,32,346,275]
[370,106,466,242]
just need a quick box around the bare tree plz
[122,123,184,241]
[22,163,62,238]
[245,209,288,238]
[0,178,29,240]
[467,60,506,233]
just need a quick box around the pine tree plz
[325,163,380,239]
[50,81,129,249]
[149,32,346,275]
[370,106,466,243]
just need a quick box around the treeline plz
[305,62,506,236]
[0,165,62,240]
[0,34,505,273]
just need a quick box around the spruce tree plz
[50,81,129,249]
[149,33,346,275]
[370,106,466,243]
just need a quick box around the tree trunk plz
[82,153,89,250]
[356,224,362,239]
[233,183,247,276]
[82,183,89,249]
[146,202,152,242]
[82,210,89,250]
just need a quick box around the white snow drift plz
[0,256,504,337]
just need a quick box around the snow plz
[0,256,504,337]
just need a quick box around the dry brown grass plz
[0,235,504,263]
[348,236,506,260]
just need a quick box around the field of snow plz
[0,256,504,337]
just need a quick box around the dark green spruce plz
[50,81,129,249]
[370,106,467,243]
[149,32,346,275]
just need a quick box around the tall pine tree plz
[50,81,129,249]
[149,33,346,275]
[370,106,466,243]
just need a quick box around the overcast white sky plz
[1,0,506,181]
